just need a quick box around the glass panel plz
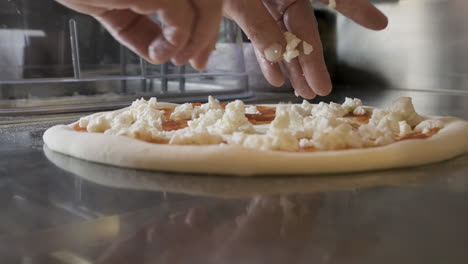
[0,0,249,114]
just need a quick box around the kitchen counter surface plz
[1,87,468,264]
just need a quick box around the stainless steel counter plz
[1,88,468,264]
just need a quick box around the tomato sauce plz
[73,123,87,132]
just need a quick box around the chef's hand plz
[55,0,223,70]
[225,0,388,98]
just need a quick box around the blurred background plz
[1,0,468,113]
[1,1,468,263]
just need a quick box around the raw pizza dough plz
[43,97,468,176]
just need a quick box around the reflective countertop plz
[1,88,468,264]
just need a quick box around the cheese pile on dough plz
[78,96,444,152]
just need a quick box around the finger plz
[148,0,196,64]
[283,0,332,96]
[317,0,388,30]
[254,48,285,87]
[190,33,218,70]
[283,58,316,99]
[96,9,164,63]
[55,0,105,15]
[261,0,296,21]
[172,0,223,66]
[61,0,164,13]
[225,0,286,63]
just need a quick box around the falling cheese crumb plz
[283,32,302,62]
[303,41,314,55]
[328,0,336,9]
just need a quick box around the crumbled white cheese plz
[389,97,424,127]
[414,119,444,134]
[228,131,299,152]
[245,105,260,115]
[300,123,363,150]
[80,113,111,133]
[188,109,224,133]
[353,106,367,116]
[80,97,166,142]
[311,102,347,118]
[269,105,307,139]
[89,98,166,141]
[399,121,412,137]
[208,100,255,135]
[170,103,193,121]
[303,41,314,55]
[300,100,313,115]
[192,96,222,119]
[169,131,223,145]
[342,98,363,114]
[283,32,302,62]
[78,95,442,152]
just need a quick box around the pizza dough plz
[43,96,468,176]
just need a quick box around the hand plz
[224,0,388,99]
[55,0,223,70]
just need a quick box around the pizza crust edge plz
[43,114,468,176]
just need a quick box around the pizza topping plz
[169,131,223,145]
[170,103,193,121]
[414,119,444,134]
[342,98,363,113]
[312,102,347,118]
[353,106,367,116]
[188,108,224,133]
[192,96,223,119]
[300,123,363,150]
[389,97,424,126]
[245,105,261,115]
[73,96,444,152]
[208,100,255,135]
[162,120,188,131]
[228,131,299,152]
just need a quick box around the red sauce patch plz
[247,106,276,125]
[299,146,317,152]
[256,106,276,116]
[73,123,87,132]
[162,120,189,131]
[160,108,174,120]
[246,114,276,125]
[344,114,370,124]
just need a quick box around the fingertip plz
[314,80,333,97]
[189,58,208,71]
[268,75,285,87]
[375,15,389,31]
[171,58,187,66]
[365,5,389,31]
[299,90,316,100]
[149,38,176,64]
